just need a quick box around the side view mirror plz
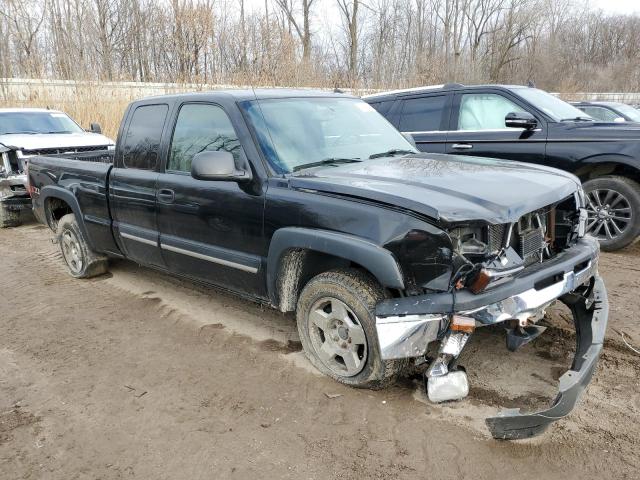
[505,111,538,130]
[613,117,626,123]
[88,123,102,134]
[190,150,251,182]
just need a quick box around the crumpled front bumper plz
[0,174,29,204]
[486,275,607,439]
[374,236,608,439]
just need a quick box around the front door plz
[156,102,266,297]
[445,91,547,164]
[110,103,169,268]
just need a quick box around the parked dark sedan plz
[365,84,640,251]
[572,101,640,123]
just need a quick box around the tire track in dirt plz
[1,223,639,478]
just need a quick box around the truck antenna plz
[249,75,282,177]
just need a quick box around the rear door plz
[397,94,450,153]
[109,103,169,268]
[155,102,266,297]
[445,90,547,163]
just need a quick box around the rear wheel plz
[583,176,640,251]
[56,213,108,278]
[296,268,405,389]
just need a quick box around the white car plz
[0,108,114,227]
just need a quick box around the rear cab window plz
[121,104,169,170]
[398,95,447,132]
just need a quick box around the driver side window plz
[458,94,525,131]
[168,103,241,173]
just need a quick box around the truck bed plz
[38,149,114,164]
[28,151,116,253]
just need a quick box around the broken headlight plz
[449,226,489,258]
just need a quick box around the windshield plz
[240,97,416,174]
[612,103,640,122]
[0,111,85,134]
[511,88,592,122]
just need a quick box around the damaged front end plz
[0,147,32,224]
[376,191,609,440]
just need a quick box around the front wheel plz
[296,268,405,389]
[56,213,108,278]
[583,176,640,251]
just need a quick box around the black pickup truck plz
[28,89,608,440]
[365,84,640,251]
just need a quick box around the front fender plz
[573,154,640,179]
[266,227,405,305]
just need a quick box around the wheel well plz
[45,197,73,231]
[275,248,379,312]
[574,162,640,184]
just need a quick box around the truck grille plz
[487,207,551,265]
[488,224,506,253]
[519,228,544,265]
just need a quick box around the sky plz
[244,0,640,16]
[591,0,640,14]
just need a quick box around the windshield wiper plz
[292,157,362,172]
[46,130,74,134]
[368,149,416,159]
[559,116,594,122]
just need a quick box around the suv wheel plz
[583,176,640,251]
[296,268,405,389]
[56,213,108,278]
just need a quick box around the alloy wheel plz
[585,188,632,241]
[61,229,84,274]
[307,297,368,377]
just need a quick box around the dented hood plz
[289,153,580,224]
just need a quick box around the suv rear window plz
[398,96,446,132]
[122,104,168,170]
[368,100,394,116]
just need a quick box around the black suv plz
[365,84,640,251]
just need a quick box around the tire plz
[296,268,406,389]
[0,203,22,228]
[583,176,640,251]
[56,213,108,278]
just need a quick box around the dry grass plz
[0,86,135,140]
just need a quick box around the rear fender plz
[40,185,94,247]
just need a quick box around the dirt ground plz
[1,223,639,480]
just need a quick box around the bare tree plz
[274,0,316,62]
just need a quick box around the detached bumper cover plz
[486,275,608,439]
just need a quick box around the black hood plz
[289,153,581,224]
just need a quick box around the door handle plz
[157,189,175,203]
[451,143,473,150]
